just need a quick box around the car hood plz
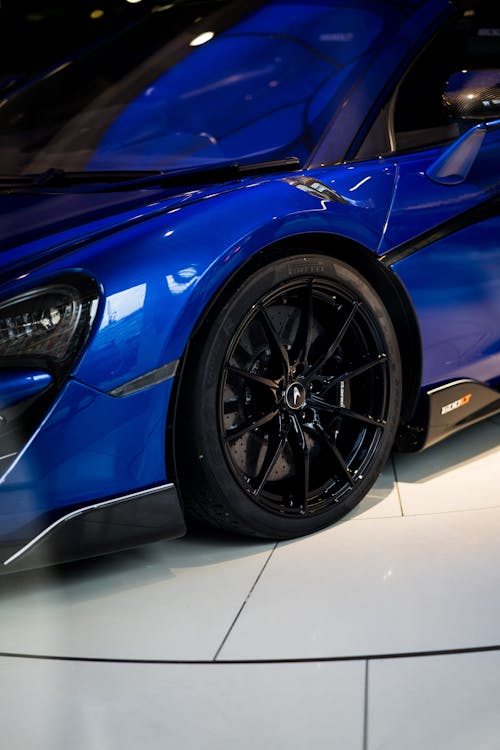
[0,183,236,274]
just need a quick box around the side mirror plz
[444,69,500,121]
[426,118,500,185]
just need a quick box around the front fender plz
[21,165,395,393]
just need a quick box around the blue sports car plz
[0,0,499,571]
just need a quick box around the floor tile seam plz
[352,513,406,522]
[390,454,405,517]
[352,503,500,522]
[3,642,500,666]
[397,503,500,519]
[362,660,369,750]
[350,501,500,523]
[212,541,278,662]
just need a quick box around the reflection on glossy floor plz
[1,416,500,749]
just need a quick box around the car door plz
[376,5,500,389]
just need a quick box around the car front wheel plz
[177,254,402,539]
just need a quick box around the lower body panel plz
[1,482,186,573]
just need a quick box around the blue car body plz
[0,0,499,570]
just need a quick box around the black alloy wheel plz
[177,254,402,539]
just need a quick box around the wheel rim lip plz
[217,276,392,519]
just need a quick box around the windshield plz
[0,0,403,175]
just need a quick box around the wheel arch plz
[166,232,422,480]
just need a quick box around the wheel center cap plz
[285,382,307,410]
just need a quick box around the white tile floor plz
[1,417,499,748]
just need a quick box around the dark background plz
[0,1,191,94]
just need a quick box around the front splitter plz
[1,483,186,573]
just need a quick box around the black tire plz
[176,254,402,539]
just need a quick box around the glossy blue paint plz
[0,377,173,539]
[380,121,500,392]
[0,163,395,394]
[87,168,394,389]
[0,0,498,561]
[394,216,500,388]
[378,126,500,254]
[0,369,52,409]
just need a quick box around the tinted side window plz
[393,7,500,152]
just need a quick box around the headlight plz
[0,280,99,371]
[0,278,99,477]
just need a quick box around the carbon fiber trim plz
[108,359,179,397]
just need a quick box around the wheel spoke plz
[289,414,310,509]
[225,408,279,442]
[305,300,360,380]
[213,269,398,523]
[290,280,314,367]
[226,365,280,391]
[334,405,385,429]
[252,425,289,497]
[258,307,290,374]
[305,420,354,488]
[319,355,388,392]
[310,394,386,429]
